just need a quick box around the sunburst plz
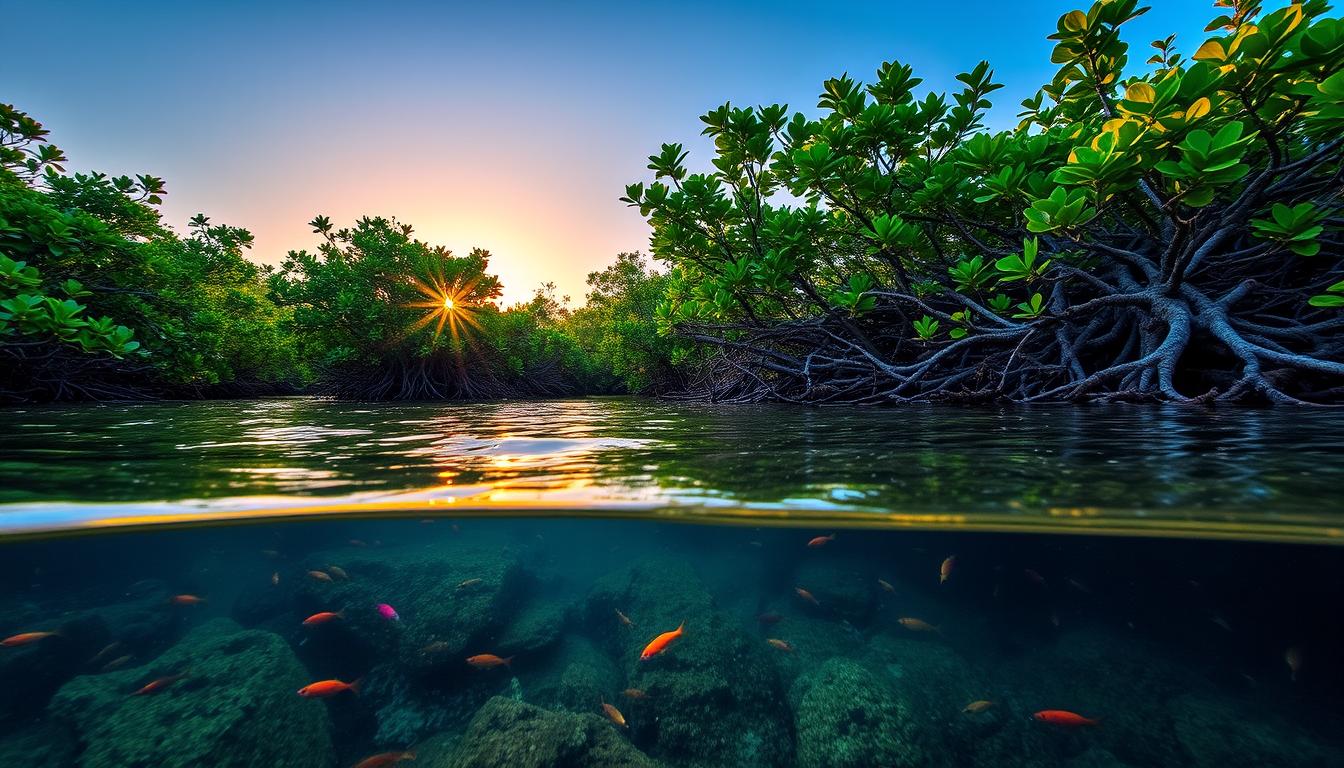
[405,271,484,345]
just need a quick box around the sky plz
[3,1,1250,305]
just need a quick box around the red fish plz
[795,587,820,607]
[308,570,333,582]
[170,594,206,605]
[940,556,957,584]
[767,638,794,653]
[133,672,188,696]
[807,534,836,548]
[352,751,416,768]
[640,622,684,661]
[1033,710,1099,726]
[466,654,513,670]
[303,611,345,626]
[297,678,361,697]
[2,631,58,647]
[601,702,627,728]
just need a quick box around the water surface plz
[1,398,1341,541]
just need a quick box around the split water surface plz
[2,398,1342,767]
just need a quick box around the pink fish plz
[375,603,400,621]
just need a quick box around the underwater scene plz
[2,399,1344,768]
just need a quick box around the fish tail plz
[504,656,514,668]
[676,621,685,633]
[350,677,364,695]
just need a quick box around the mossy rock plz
[585,557,793,768]
[792,559,877,625]
[790,656,922,768]
[527,635,620,713]
[48,618,333,768]
[1169,692,1343,768]
[424,696,660,767]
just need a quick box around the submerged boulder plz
[584,557,793,768]
[792,559,877,625]
[425,696,660,767]
[527,635,621,713]
[1169,692,1343,768]
[789,656,923,768]
[48,618,333,768]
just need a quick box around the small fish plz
[352,752,417,768]
[602,702,627,728]
[297,678,361,698]
[2,631,58,647]
[748,541,763,548]
[615,609,634,627]
[303,611,345,627]
[1049,612,1061,628]
[308,570,332,582]
[349,539,368,547]
[795,587,820,607]
[327,566,349,580]
[898,617,941,634]
[1285,646,1303,681]
[756,612,783,625]
[640,622,685,661]
[1033,710,1100,726]
[457,578,482,590]
[419,641,450,655]
[170,594,207,605]
[766,638,794,653]
[1065,578,1092,594]
[1024,569,1047,587]
[623,688,648,700]
[88,641,125,667]
[1209,614,1232,632]
[102,654,134,672]
[877,579,896,594]
[466,653,513,670]
[807,534,836,548]
[133,672,188,696]
[962,700,994,714]
[260,549,281,559]
[271,572,280,586]
[376,603,400,621]
[940,555,957,584]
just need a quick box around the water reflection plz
[0,398,1341,540]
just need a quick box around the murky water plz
[2,399,1343,767]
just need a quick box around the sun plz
[404,270,482,344]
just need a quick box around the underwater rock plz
[494,594,568,657]
[0,719,79,767]
[792,560,877,625]
[789,656,922,768]
[0,587,177,727]
[426,695,660,768]
[527,635,621,713]
[47,618,334,768]
[585,557,793,768]
[360,660,496,751]
[1169,692,1343,768]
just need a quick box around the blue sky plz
[2,1,1256,302]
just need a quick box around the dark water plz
[2,398,1343,767]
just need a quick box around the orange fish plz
[271,572,280,586]
[898,617,941,634]
[352,751,416,768]
[640,622,685,661]
[795,587,820,607]
[132,672,187,696]
[170,594,207,606]
[615,609,634,627]
[767,638,794,653]
[877,579,896,594]
[1033,710,1099,726]
[962,700,994,713]
[940,555,956,584]
[623,688,648,700]
[807,534,836,548]
[303,611,345,626]
[2,631,58,647]
[466,653,513,670]
[328,566,349,580]
[1285,646,1303,681]
[601,702,627,728]
[297,678,361,697]
[308,570,333,582]
[102,655,133,672]
[457,578,482,590]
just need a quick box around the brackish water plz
[1,398,1343,767]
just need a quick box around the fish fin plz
[350,677,364,695]
[504,656,514,668]
[676,621,685,633]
